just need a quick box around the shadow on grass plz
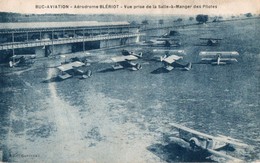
[151,67,170,74]
[41,77,62,83]
[97,68,118,73]
[193,44,215,46]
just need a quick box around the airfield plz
[0,18,259,162]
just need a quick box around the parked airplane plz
[9,54,36,67]
[151,30,180,39]
[199,51,239,65]
[200,38,222,46]
[57,61,92,80]
[111,50,142,71]
[168,122,249,162]
[160,31,180,38]
[140,38,181,47]
[158,50,192,71]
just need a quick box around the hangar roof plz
[0,21,130,31]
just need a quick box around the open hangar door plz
[72,41,100,52]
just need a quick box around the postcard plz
[0,0,259,162]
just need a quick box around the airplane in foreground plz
[199,51,239,65]
[57,61,92,80]
[111,50,142,71]
[157,50,192,71]
[168,122,249,162]
[200,38,222,46]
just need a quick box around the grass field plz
[0,18,259,162]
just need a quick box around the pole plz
[12,32,15,63]
[52,30,54,56]
[83,28,85,52]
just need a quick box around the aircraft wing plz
[201,58,238,62]
[199,51,239,58]
[170,122,218,140]
[163,55,183,64]
[169,123,248,148]
[207,148,243,162]
[111,55,138,62]
[57,61,85,72]
[215,135,249,148]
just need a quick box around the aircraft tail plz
[127,51,143,58]
[160,56,163,62]
[86,70,92,77]
[184,62,192,71]
[81,70,92,79]
[130,63,142,71]
[160,55,167,62]
[134,52,143,58]
[135,63,142,70]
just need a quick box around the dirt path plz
[4,68,160,162]
[42,68,86,161]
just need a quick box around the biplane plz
[144,30,181,47]
[151,30,180,38]
[168,122,249,162]
[199,51,239,65]
[111,50,142,71]
[9,54,36,67]
[158,50,192,71]
[57,61,92,80]
[200,38,222,46]
[160,31,180,38]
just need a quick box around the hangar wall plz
[100,37,137,48]
[34,37,138,57]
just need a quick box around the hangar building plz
[0,21,142,58]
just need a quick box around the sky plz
[0,0,259,15]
